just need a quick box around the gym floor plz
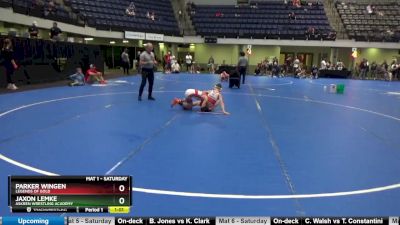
[0,73,399,216]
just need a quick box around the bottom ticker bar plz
[111,217,395,225]
[0,216,398,225]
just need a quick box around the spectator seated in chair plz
[327,30,337,40]
[336,60,345,71]
[294,67,306,79]
[366,4,374,14]
[44,0,57,17]
[293,0,301,8]
[288,12,296,20]
[150,11,156,21]
[171,62,181,74]
[125,2,136,16]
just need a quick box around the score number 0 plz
[118,185,126,205]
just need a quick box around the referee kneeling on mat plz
[138,43,157,101]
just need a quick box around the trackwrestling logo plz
[17,218,49,225]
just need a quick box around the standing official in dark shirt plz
[121,48,130,75]
[50,22,62,41]
[138,43,157,101]
[359,58,367,80]
[29,21,39,38]
[2,38,18,90]
[237,51,248,84]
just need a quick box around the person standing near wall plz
[237,51,248,84]
[208,55,215,73]
[121,48,130,75]
[164,51,171,73]
[320,58,327,70]
[28,21,39,38]
[293,57,300,72]
[49,22,62,41]
[185,52,193,73]
[359,58,367,80]
[2,38,18,90]
[138,43,157,101]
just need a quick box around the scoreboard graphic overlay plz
[8,176,132,213]
[4,176,399,225]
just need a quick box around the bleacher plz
[0,0,180,36]
[66,0,180,35]
[190,1,335,40]
[336,1,400,42]
[1,0,83,26]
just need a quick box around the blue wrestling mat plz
[0,73,399,216]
